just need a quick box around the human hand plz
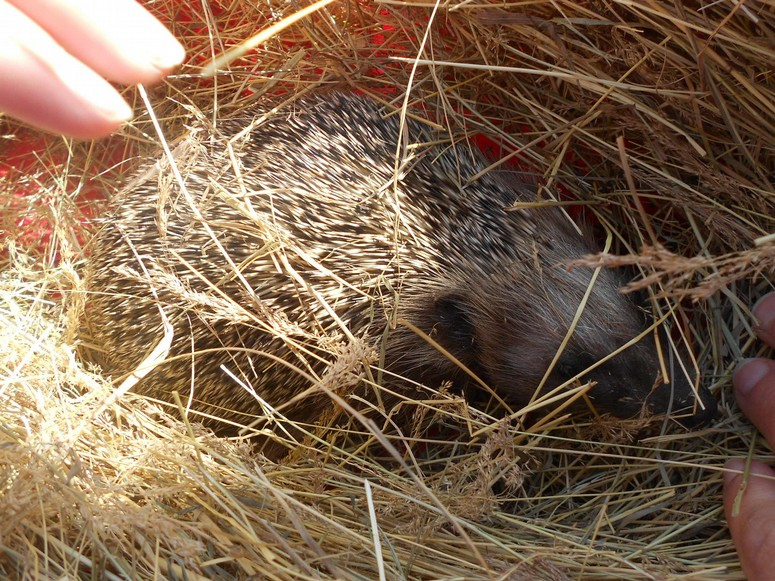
[0,0,184,139]
[724,291,775,580]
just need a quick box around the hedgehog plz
[79,93,716,451]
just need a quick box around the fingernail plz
[734,358,770,396]
[149,36,185,72]
[724,459,745,487]
[66,70,133,123]
[89,84,132,121]
[753,292,775,333]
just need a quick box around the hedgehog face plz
[408,265,716,426]
[543,330,717,426]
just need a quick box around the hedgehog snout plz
[641,340,717,427]
[587,332,717,426]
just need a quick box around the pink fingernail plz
[734,358,771,396]
[724,459,745,487]
[753,292,775,333]
[149,36,185,73]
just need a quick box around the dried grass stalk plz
[1,0,773,578]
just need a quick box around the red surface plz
[0,129,125,262]
[0,0,546,262]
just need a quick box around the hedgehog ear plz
[433,293,476,354]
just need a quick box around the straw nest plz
[1,0,773,578]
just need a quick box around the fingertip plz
[0,52,132,139]
[101,19,185,86]
[4,97,130,140]
[723,458,746,489]
[722,458,775,506]
[731,359,775,450]
[753,292,775,346]
[6,0,185,87]
[733,358,772,397]
[146,35,186,80]
[0,1,133,138]
[46,110,129,140]
[723,459,775,579]
[110,0,186,84]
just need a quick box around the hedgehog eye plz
[433,294,475,350]
[556,352,597,380]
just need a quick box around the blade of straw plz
[201,0,337,76]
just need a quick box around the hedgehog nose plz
[646,382,717,428]
[675,385,717,428]
[646,381,718,429]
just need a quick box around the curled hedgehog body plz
[80,94,715,446]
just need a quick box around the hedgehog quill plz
[80,94,716,452]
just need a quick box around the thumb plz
[724,458,775,580]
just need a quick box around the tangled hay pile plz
[1,0,773,578]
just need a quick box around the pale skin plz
[0,0,184,138]
[1,2,773,577]
[724,291,775,580]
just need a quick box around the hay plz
[1,0,773,578]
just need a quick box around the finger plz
[724,459,775,580]
[0,1,131,138]
[753,292,775,348]
[733,292,775,445]
[6,0,184,86]
[733,358,775,447]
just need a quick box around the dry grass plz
[1,0,774,578]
